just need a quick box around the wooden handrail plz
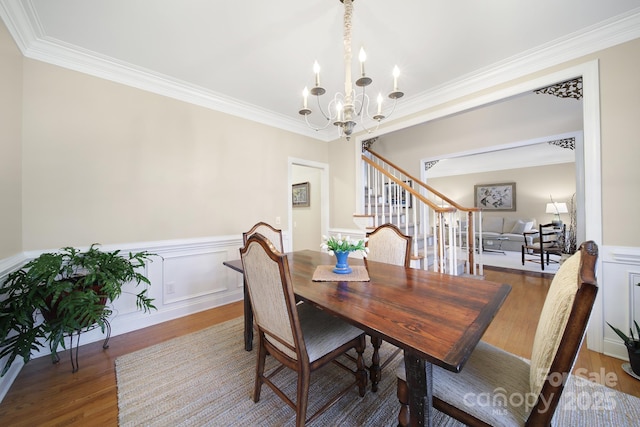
[363,156,456,213]
[362,147,482,276]
[365,148,481,213]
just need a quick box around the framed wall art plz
[385,180,413,208]
[292,182,310,207]
[474,182,516,211]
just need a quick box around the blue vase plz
[333,251,352,274]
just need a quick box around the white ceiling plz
[1,0,640,141]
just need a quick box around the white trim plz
[419,130,581,177]
[0,252,27,276]
[356,60,604,351]
[0,235,247,402]
[1,1,639,142]
[601,245,640,360]
[288,157,330,250]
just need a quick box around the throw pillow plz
[510,220,527,234]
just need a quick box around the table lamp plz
[546,202,568,226]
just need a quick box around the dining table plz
[224,250,511,427]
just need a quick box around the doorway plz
[288,158,329,251]
[354,60,602,351]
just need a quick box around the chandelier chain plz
[298,0,404,140]
[343,0,353,105]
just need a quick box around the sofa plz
[474,216,537,252]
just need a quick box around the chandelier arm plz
[383,98,399,119]
[355,84,367,117]
[315,94,332,121]
[303,111,334,132]
[355,111,382,136]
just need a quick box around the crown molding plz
[2,1,639,142]
[394,8,640,121]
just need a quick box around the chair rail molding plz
[601,244,640,360]
[0,234,251,403]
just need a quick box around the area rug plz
[115,318,640,426]
[481,250,560,274]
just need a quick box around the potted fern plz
[0,244,156,375]
[607,320,640,376]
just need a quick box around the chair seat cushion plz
[398,341,532,426]
[298,303,364,363]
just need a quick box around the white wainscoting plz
[0,233,288,402]
[600,245,640,360]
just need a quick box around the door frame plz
[287,158,330,251]
[355,59,603,351]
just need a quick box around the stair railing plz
[361,148,484,276]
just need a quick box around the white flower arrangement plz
[321,234,368,256]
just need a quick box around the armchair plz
[522,222,566,271]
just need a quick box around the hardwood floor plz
[0,269,638,426]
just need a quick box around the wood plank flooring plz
[0,268,638,426]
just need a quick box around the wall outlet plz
[166,282,175,294]
[275,216,281,225]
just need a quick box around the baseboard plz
[0,235,247,402]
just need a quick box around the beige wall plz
[0,22,22,259]
[337,38,640,247]
[598,39,640,246]
[374,87,583,186]
[18,59,325,250]
[3,17,640,253]
[428,163,576,226]
[329,138,358,229]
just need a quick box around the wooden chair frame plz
[241,233,367,426]
[521,222,566,271]
[243,221,284,252]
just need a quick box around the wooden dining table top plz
[225,249,511,373]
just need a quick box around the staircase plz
[355,148,485,276]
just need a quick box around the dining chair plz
[396,240,598,427]
[240,221,285,350]
[243,221,284,252]
[364,223,412,391]
[240,233,368,426]
[521,222,566,271]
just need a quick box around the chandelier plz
[298,0,404,140]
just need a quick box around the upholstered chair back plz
[366,223,412,267]
[529,250,581,395]
[240,234,302,361]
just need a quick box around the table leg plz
[370,335,382,392]
[404,351,433,427]
[243,278,254,351]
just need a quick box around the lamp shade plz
[546,202,568,214]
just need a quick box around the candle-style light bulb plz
[393,66,400,91]
[302,87,309,109]
[359,47,367,77]
[336,101,343,121]
[313,60,321,87]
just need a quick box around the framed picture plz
[474,182,516,211]
[385,180,412,208]
[292,182,310,207]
